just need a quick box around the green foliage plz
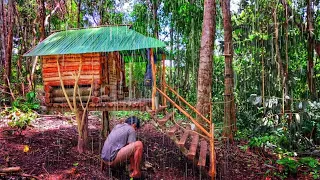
[112,111,151,122]
[299,157,319,169]
[275,156,320,179]
[7,110,37,130]
[12,92,40,112]
[277,157,300,174]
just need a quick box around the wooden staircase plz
[146,49,215,178]
[146,96,215,177]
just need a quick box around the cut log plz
[187,133,199,160]
[157,112,174,126]
[167,123,179,136]
[197,140,208,167]
[44,79,101,86]
[43,70,100,78]
[43,65,101,73]
[52,96,99,103]
[52,87,92,97]
[178,127,190,147]
[43,61,100,68]
[43,75,100,82]
[0,167,21,173]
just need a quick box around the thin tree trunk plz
[221,0,236,140]
[30,0,46,91]
[77,0,81,28]
[307,0,317,99]
[196,0,216,127]
[101,111,110,139]
[284,0,292,123]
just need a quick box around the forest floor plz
[0,113,313,180]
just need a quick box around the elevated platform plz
[46,98,151,111]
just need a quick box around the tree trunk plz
[196,0,216,127]
[221,0,236,140]
[307,0,317,99]
[3,0,14,102]
[152,0,159,38]
[77,110,88,153]
[0,0,6,67]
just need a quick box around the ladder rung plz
[167,123,179,136]
[157,112,174,126]
[178,128,190,147]
[187,133,199,159]
[155,105,167,114]
[197,140,208,167]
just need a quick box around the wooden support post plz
[161,53,167,106]
[210,123,215,179]
[101,111,110,139]
[77,110,88,153]
[150,49,157,110]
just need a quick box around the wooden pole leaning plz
[150,49,157,110]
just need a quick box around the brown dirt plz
[0,113,311,180]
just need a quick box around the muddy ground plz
[0,113,310,180]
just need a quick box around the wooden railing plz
[155,84,215,179]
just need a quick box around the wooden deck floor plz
[47,98,152,111]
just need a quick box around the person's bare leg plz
[130,155,134,171]
[130,141,143,178]
[110,142,135,166]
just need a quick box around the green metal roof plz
[24,26,166,56]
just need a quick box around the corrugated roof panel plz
[24,26,166,56]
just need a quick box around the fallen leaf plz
[23,145,29,153]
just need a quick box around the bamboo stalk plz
[156,87,211,137]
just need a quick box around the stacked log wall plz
[42,53,103,104]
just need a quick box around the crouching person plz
[101,116,143,178]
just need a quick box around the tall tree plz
[196,0,216,126]
[1,0,14,101]
[221,0,236,140]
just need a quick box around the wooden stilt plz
[77,110,88,153]
[101,111,110,139]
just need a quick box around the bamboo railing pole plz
[164,83,211,124]
[210,123,215,179]
[156,87,211,137]
[150,49,157,110]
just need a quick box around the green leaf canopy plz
[24,26,166,56]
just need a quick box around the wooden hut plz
[24,26,165,111]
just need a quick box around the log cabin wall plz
[43,52,126,106]
[43,53,103,105]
